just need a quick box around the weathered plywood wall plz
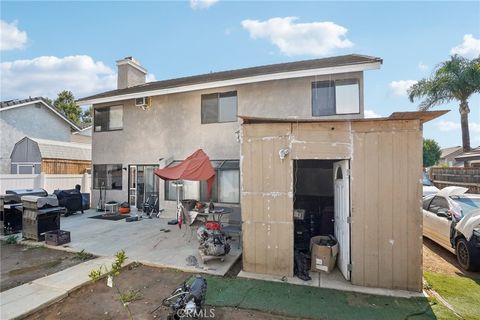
[350,120,423,291]
[241,124,294,276]
[42,159,91,174]
[241,119,423,291]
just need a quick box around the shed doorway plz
[293,159,351,281]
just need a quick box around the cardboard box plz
[310,235,338,273]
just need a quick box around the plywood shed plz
[10,137,91,174]
[240,110,447,292]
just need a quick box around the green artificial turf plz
[424,272,480,320]
[204,276,440,320]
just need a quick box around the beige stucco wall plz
[91,72,364,214]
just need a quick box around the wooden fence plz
[430,167,480,194]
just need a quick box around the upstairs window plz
[94,105,123,132]
[312,79,360,116]
[201,91,237,124]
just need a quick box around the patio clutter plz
[310,235,339,273]
[53,185,84,216]
[45,229,71,246]
[22,196,65,241]
[1,188,48,234]
[156,275,207,319]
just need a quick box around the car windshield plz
[452,197,480,216]
[422,173,433,186]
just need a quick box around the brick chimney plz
[116,56,147,89]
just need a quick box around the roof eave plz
[77,61,381,106]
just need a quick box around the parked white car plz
[422,186,480,271]
[422,172,439,196]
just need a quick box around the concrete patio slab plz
[22,209,241,276]
[238,269,424,298]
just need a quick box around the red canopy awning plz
[154,149,216,198]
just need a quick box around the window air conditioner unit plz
[135,97,151,108]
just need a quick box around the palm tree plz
[408,54,480,153]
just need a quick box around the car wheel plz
[456,238,472,271]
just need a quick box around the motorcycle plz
[160,275,207,320]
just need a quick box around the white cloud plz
[470,122,480,134]
[0,20,28,51]
[418,62,429,71]
[1,55,157,99]
[450,34,480,59]
[436,121,461,132]
[389,80,417,96]
[364,109,381,118]
[241,17,353,56]
[146,73,156,82]
[190,0,218,10]
[1,55,156,99]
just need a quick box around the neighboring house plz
[71,124,92,144]
[455,147,480,167]
[0,97,83,174]
[10,137,91,174]
[437,146,463,167]
[78,55,444,292]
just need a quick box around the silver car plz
[422,187,480,271]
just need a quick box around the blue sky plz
[1,1,479,148]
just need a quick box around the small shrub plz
[118,289,143,305]
[5,235,18,244]
[74,249,94,261]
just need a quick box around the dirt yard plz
[0,242,93,292]
[423,237,479,279]
[25,264,300,320]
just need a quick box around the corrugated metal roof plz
[30,137,91,161]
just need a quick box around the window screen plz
[94,106,123,132]
[312,81,335,116]
[201,91,237,123]
[335,79,360,114]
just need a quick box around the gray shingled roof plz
[30,137,91,161]
[78,54,382,102]
[0,96,81,131]
[1,96,50,108]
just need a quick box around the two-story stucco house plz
[0,97,84,174]
[78,55,379,213]
[78,55,445,292]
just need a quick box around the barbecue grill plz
[1,188,48,234]
[5,188,48,203]
[54,189,83,216]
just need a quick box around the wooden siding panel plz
[363,132,379,287]
[392,132,409,289]
[242,124,294,277]
[42,159,91,174]
[242,221,255,272]
[291,142,351,160]
[352,120,419,133]
[407,130,423,291]
[351,133,366,286]
[378,133,394,289]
